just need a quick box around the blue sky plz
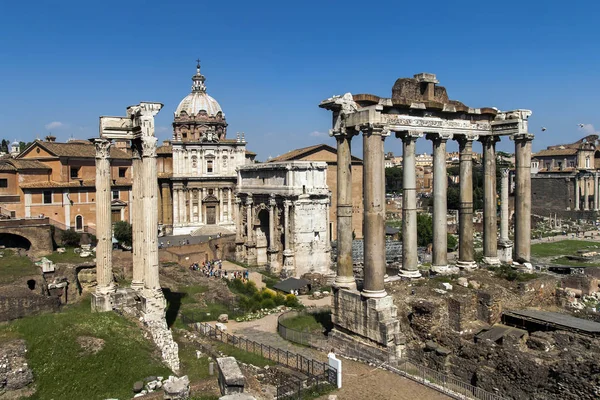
[1,0,599,160]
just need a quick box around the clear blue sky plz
[1,0,599,160]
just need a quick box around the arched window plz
[207,160,213,173]
[75,215,83,231]
[191,155,198,169]
[586,156,591,169]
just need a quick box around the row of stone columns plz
[573,174,600,211]
[172,187,232,225]
[333,128,534,296]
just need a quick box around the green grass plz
[531,240,599,258]
[550,256,600,267]
[44,248,91,264]
[0,297,172,400]
[213,342,276,367]
[175,335,212,382]
[280,311,332,334]
[487,265,539,282]
[0,249,38,283]
[164,284,237,328]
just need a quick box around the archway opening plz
[75,215,83,231]
[0,233,32,251]
[27,279,36,290]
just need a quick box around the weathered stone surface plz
[162,375,190,400]
[217,357,245,395]
[0,340,34,392]
[218,314,228,323]
[133,381,144,393]
[219,394,256,400]
[0,286,61,322]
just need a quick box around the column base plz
[430,265,459,275]
[498,241,513,264]
[482,256,501,265]
[398,269,422,279]
[334,276,357,290]
[361,288,388,298]
[91,292,113,312]
[456,260,478,270]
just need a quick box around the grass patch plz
[213,342,275,367]
[0,249,38,284]
[550,256,600,267]
[280,311,332,334]
[0,297,171,400]
[175,335,212,382]
[487,265,538,282]
[44,248,90,264]
[531,240,599,258]
[164,285,236,328]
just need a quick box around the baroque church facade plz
[169,62,253,235]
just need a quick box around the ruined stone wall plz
[158,234,236,265]
[0,287,60,322]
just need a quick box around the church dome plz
[174,61,224,118]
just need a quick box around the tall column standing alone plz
[142,135,161,292]
[362,124,389,297]
[428,133,451,273]
[498,168,513,263]
[131,146,145,290]
[575,177,580,211]
[584,176,590,211]
[513,134,534,263]
[398,131,422,278]
[92,138,115,311]
[334,132,357,289]
[482,136,500,265]
[456,135,477,268]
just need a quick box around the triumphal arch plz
[320,73,533,361]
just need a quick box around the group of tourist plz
[188,259,250,282]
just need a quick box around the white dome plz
[175,92,223,117]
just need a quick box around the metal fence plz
[389,359,505,400]
[277,308,331,351]
[186,319,337,382]
[275,371,334,400]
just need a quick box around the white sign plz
[328,352,342,389]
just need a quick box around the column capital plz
[425,132,452,142]
[246,194,253,205]
[235,197,242,205]
[141,136,158,158]
[358,123,390,137]
[395,130,423,142]
[283,199,292,207]
[331,126,359,139]
[479,135,501,145]
[94,138,112,159]
[454,134,479,146]
[511,133,535,142]
[501,168,510,178]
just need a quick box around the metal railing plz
[277,308,331,351]
[185,319,337,388]
[276,370,334,400]
[389,359,505,400]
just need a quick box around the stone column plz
[481,136,500,265]
[173,189,179,225]
[92,138,114,312]
[575,177,580,211]
[456,135,477,269]
[198,189,204,224]
[235,197,243,241]
[161,183,172,226]
[500,169,510,243]
[584,176,590,211]
[246,195,254,243]
[397,130,422,278]
[362,124,389,297]
[227,189,232,223]
[427,133,451,273]
[595,174,599,211]
[189,189,194,223]
[282,199,294,273]
[513,134,534,263]
[268,194,276,250]
[219,188,224,223]
[182,188,188,224]
[333,132,356,289]
[141,136,161,291]
[131,146,145,290]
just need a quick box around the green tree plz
[113,221,132,246]
[19,141,32,152]
[385,167,403,193]
[416,213,433,247]
[0,139,8,153]
[61,229,81,247]
[447,234,458,251]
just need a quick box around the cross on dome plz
[192,59,206,93]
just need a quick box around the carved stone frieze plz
[141,136,158,158]
[94,139,111,159]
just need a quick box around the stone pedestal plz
[245,243,257,266]
[330,288,403,364]
[498,240,513,264]
[282,249,295,277]
[267,248,281,274]
[91,292,113,312]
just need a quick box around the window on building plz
[557,161,563,169]
[75,215,83,231]
[119,168,126,178]
[70,166,80,179]
[207,160,213,173]
[586,156,591,169]
[43,191,52,204]
[112,190,119,200]
[570,161,575,168]
[0,179,7,188]
[545,162,551,170]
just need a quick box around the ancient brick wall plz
[0,288,60,322]
[531,175,572,215]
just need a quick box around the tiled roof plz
[267,143,363,163]
[534,148,578,157]
[20,178,132,189]
[0,159,51,171]
[23,140,131,159]
[245,150,256,156]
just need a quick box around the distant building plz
[0,137,132,232]
[531,135,600,219]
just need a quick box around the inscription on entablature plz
[382,115,491,132]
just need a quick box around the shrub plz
[60,229,81,246]
[113,221,132,246]
[284,294,302,308]
[260,299,275,309]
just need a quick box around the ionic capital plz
[246,194,253,205]
[269,194,277,207]
[395,130,423,143]
[141,136,158,158]
[454,134,479,146]
[501,168,510,178]
[479,135,501,145]
[510,133,535,143]
[94,138,111,159]
[358,123,390,137]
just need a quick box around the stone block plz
[217,357,245,395]
[163,375,190,400]
[91,292,112,312]
[218,314,229,323]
